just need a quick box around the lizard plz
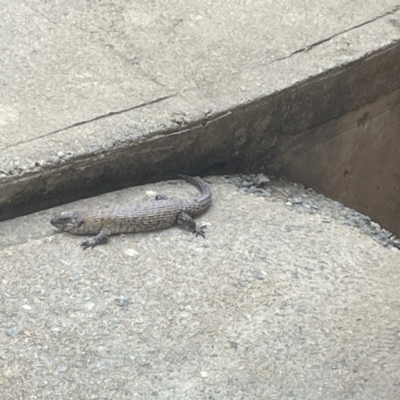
[50,175,212,249]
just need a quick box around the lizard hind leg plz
[176,211,206,238]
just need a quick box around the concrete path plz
[1,177,400,399]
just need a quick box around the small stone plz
[248,186,266,194]
[22,304,32,310]
[255,173,270,185]
[124,249,139,258]
[253,271,265,280]
[239,174,252,181]
[287,195,304,205]
[240,180,254,188]
[35,160,46,167]
[49,156,60,164]
[7,326,19,336]
[56,365,68,373]
[115,296,130,307]
[229,341,239,350]
[39,354,51,365]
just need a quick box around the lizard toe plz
[81,239,96,250]
[195,225,207,238]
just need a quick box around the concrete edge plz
[1,37,400,221]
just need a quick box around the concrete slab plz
[1,177,400,399]
[1,1,400,220]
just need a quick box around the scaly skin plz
[51,175,212,249]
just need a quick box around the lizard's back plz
[62,175,212,236]
[77,198,203,235]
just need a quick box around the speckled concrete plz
[1,177,399,399]
[1,2,400,397]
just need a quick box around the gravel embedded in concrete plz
[229,174,400,250]
[0,176,400,399]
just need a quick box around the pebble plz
[49,156,60,164]
[7,326,19,336]
[115,296,130,307]
[56,365,68,373]
[34,160,46,167]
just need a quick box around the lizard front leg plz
[81,227,111,249]
[176,211,206,238]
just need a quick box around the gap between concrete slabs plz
[1,4,400,237]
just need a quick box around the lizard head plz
[51,211,83,232]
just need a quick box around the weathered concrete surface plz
[1,177,400,399]
[2,3,400,399]
[1,1,400,224]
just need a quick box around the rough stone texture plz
[2,3,400,398]
[1,177,399,399]
[1,1,400,229]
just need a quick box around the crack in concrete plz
[2,94,176,150]
[272,5,400,63]
[25,1,169,91]
[144,111,233,143]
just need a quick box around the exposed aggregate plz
[228,173,400,250]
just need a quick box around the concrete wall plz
[277,44,400,236]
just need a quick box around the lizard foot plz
[81,227,111,249]
[194,225,207,238]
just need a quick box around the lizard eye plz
[75,219,83,227]
[70,211,83,227]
